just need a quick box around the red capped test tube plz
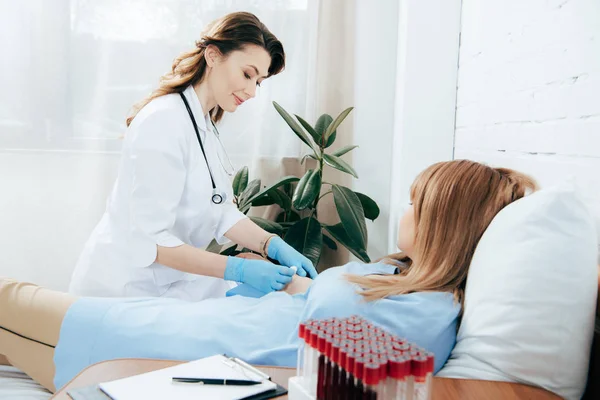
[387,352,410,400]
[412,353,434,400]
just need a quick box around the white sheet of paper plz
[98,355,277,400]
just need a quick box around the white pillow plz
[438,182,598,400]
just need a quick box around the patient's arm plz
[283,274,313,295]
[235,253,313,295]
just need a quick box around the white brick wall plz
[454,0,600,247]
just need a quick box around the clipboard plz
[67,355,287,400]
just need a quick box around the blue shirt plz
[54,262,460,389]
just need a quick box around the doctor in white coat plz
[69,12,317,301]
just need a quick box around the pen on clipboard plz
[224,356,271,381]
[171,377,261,385]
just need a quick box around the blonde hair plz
[347,160,538,305]
[126,12,285,127]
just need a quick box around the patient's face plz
[397,204,415,258]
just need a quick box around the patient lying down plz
[0,160,537,393]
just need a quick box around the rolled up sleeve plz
[127,109,187,268]
[214,204,248,245]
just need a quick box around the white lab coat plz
[69,85,247,301]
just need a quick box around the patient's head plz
[350,159,537,303]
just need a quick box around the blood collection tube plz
[323,335,333,400]
[329,338,341,400]
[376,355,388,399]
[363,361,380,400]
[296,321,310,385]
[309,324,321,395]
[316,331,327,399]
[303,323,315,386]
[416,353,434,400]
[387,352,410,400]
[297,321,306,378]
[341,339,356,398]
[338,345,349,398]
[354,356,366,400]
[412,354,430,400]
[345,350,357,399]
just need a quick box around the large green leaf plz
[332,184,367,249]
[331,145,358,158]
[250,176,300,204]
[325,131,337,148]
[238,179,261,212]
[355,192,380,221]
[274,189,293,211]
[232,166,248,197]
[273,102,320,155]
[323,154,358,178]
[262,189,292,211]
[292,169,322,211]
[296,115,321,145]
[282,182,295,198]
[323,107,353,143]
[324,224,370,262]
[249,216,283,235]
[251,194,276,207]
[314,114,333,138]
[284,217,323,266]
[315,114,337,148]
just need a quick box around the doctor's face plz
[206,44,271,113]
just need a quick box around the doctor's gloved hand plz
[267,236,318,279]
[224,256,295,293]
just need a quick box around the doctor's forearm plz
[224,218,273,253]
[156,244,228,278]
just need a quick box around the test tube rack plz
[288,316,434,400]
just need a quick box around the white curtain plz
[0,0,317,158]
[0,0,346,290]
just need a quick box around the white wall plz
[454,0,600,247]
[0,151,119,290]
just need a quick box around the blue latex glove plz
[267,236,318,278]
[224,256,294,293]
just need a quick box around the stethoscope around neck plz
[179,92,231,205]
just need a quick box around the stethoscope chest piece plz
[211,189,227,205]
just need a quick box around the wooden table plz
[51,359,561,400]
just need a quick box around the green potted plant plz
[207,102,380,268]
